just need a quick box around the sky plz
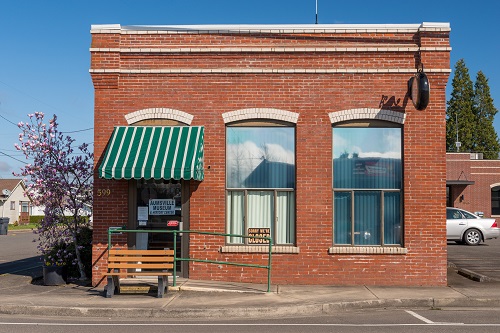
[1,0,499,179]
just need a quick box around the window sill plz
[329,246,407,255]
[221,245,299,254]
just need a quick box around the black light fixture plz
[408,64,430,110]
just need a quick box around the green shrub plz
[29,216,45,224]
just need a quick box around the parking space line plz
[405,310,434,324]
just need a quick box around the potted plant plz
[40,237,70,285]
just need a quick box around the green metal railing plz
[107,227,273,292]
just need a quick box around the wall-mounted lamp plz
[407,64,430,110]
[460,194,464,202]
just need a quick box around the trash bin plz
[0,217,9,235]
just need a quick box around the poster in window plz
[149,199,175,215]
[248,228,270,244]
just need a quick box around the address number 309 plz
[97,189,111,196]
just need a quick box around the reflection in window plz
[333,127,402,246]
[492,186,500,215]
[226,127,295,245]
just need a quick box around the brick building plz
[90,23,451,287]
[447,153,500,217]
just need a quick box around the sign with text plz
[149,199,175,215]
[248,228,270,244]
[167,220,179,227]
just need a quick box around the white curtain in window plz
[226,191,244,243]
[247,191,273,230]
[277,191,295,244]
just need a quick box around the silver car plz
[447,207,500,245]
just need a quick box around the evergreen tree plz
[446,59,475,152]
[473,71,500,159]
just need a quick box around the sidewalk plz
[1,265,500,319]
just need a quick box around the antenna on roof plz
[315,0,318,24]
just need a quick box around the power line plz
[61,127,94,134]
[0,114,18,127]
[0,150,27,164]
[0,113,94,135]
[0,79,63,114]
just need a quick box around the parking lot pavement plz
[447,239,500,282]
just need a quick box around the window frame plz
[225,122,296,246]
[332,122,403,247]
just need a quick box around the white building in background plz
[0,179,32,224]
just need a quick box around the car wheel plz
[463,228,482,246]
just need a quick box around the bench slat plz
[108,256,174,263]
[110,249,174,256]
[108,263,174,269]
[105,272,172,276]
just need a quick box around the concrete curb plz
[448,261,494,282]
[1,297,500,319]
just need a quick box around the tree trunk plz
[72,229,87,280]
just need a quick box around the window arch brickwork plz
[125,108,194,125]
[329,108,406,125]
[222,108,299,124]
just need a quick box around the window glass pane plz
[354,191,380,245]
[333,128,401,189]
[276,191,295,244]
[384,192,401,245]
[334,192,352,244]
[226,127,295,188]
[492,186,500,215]
[462,211,476,219]
[226,191,244,244]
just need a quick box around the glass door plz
[136,179,183,274]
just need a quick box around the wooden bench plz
[105,248,174,298]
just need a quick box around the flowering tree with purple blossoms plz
[15,112,93,280]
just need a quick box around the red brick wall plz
[447,153,500,217]
[91,25,450,287]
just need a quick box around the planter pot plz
[43,265,68,285]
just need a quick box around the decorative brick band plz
[222,108,299,124]
[89,46,452,53]
[329,108,406,124]
[221,246,300,254]
[90,68,451,75]
[329,247,408,255]
[125,108,194,125]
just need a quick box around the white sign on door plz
[149,199,175,215]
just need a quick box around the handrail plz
[107,227,273,292]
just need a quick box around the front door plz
[131,179,189,277]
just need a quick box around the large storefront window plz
[333,126,402,246]
[226,127,295,245]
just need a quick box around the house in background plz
[0,179,32,224]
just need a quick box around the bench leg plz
[157,275,168,298]
[105,275,120,298]
[106,276,115,298]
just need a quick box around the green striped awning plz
[98,126,204,180]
